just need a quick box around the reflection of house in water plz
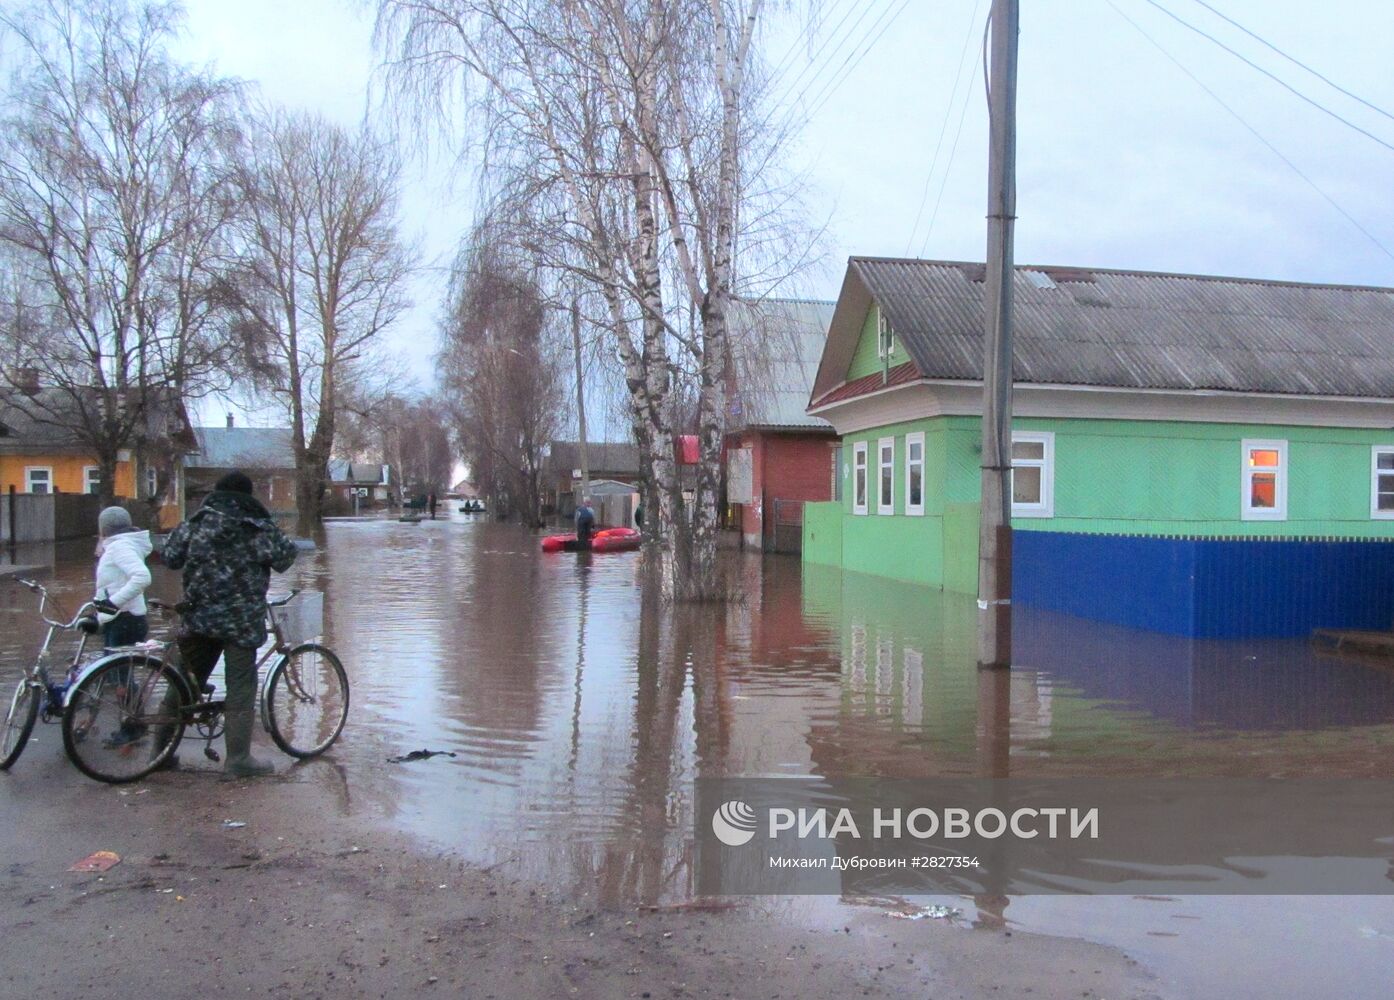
[802,563,1394,751]
[1016,603,1394,731]
[799,564,1059,775]
[714,555,845,774]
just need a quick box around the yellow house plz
[0,388,195,529]
[0,453,138,497]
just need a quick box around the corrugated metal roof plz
[327,459,389,484]
[727,297,836,429]
[189,427,296,470]
[546,441,641,476]
[0,388,196,453]
[825,258,1394,399]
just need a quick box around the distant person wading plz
[162,471,298,777]
[575,495,596,548]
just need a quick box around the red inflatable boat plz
[541,527,641,553]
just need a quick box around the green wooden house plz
[802,257,1394,637]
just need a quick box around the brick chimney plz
[226,413,234,428]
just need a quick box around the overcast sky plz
[173,0,1394,424]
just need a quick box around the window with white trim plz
[84,466,101,495]
[853,441,868,515]
[877,437,894,514]
[1011,431,1054,518]
[146,467,159,499]
[905,432,925,515]
[1372,446,1394,519]
[25,466,52,494]
[877,310,894,359]
[1241,439,1287,520]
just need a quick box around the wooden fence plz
[2,490,104,544]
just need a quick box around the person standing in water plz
[575,495,596,547]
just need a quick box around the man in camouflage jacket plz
[163,471,298,776]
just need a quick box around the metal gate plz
[770,499,804,554]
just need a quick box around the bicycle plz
[1,579,103,770]
[58,590,350,784]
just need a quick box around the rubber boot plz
[222,706,273,778]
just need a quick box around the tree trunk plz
[97,451,120,511]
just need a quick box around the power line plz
[1105,0,1394,266]
[1188,0,1394,126]
[752,0,906,147]
[777,0,891,111]
[919,26,984,258]
[905,0,988,256]
[750,0,894,144]
[763,0,861,96]
[1137,0,1394,157]
[801,0,915,120]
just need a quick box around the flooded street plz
[6,512,1394,998]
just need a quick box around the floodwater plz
[5,514,1394,998]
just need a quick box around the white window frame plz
[146,466,159,499]
[877,437,895,515]
[1371,446,1394,519]
[852,441,868,515]
[83,465,101,495]
[1241,438,1287,521]
[877,309,894,359]
[905,432,925,516]
[24,466,53,494]
[1010,431,1054,519]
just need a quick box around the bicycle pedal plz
[204,747,221,762]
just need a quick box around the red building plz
[724,299,837,552]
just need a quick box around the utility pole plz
[977,0,1019,670]
[571,300,591,501]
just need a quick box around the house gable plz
[845,305,912,381]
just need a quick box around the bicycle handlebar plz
[148,591,301,616]
[42,601,96,631]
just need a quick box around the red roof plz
[810,362,921,410]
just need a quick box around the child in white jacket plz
[94,506,153,648]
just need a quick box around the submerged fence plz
[2,490,103,544]
[770,499,805,554]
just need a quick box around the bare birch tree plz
[223,110,414,534]
[0,0,244,505]
[375,0,808,598]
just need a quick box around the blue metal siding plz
[1014,531,1394,638]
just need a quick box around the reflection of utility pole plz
[978,0,1019,670]
[571,300,591,500]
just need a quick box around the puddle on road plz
[5,515,1394,996]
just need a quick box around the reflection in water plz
[6,514,1394,993]
[10,521,1394,882]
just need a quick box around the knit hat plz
[214,470,255,495]
[98,505,133,538]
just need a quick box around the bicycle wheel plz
[264,643,348,758]
[1,676,40,770]
[63,656,188,783]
